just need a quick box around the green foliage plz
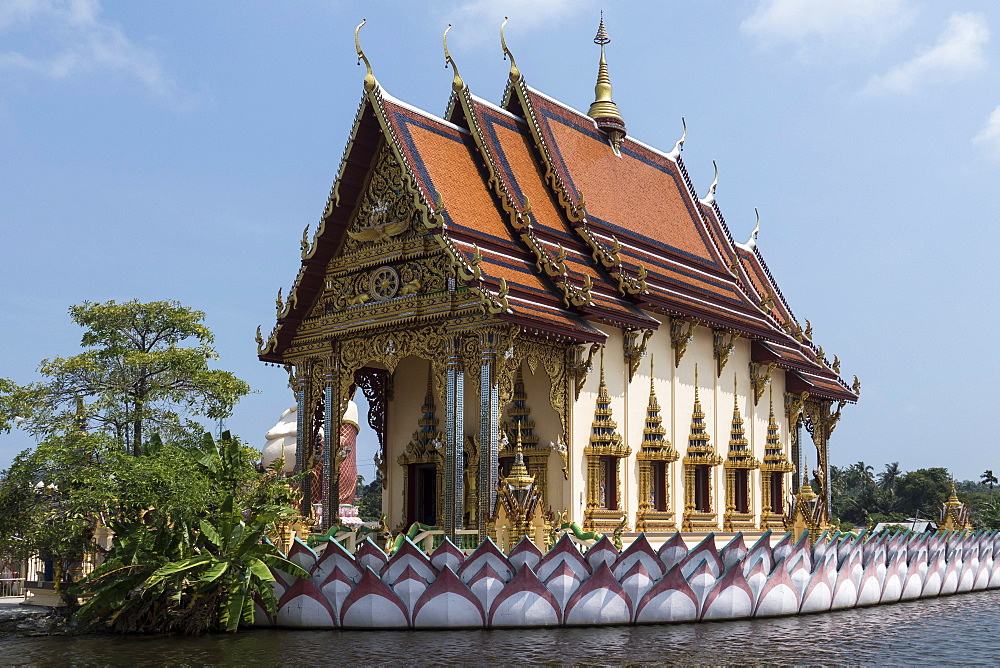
[895,467,951,518]
[829,460,1000,531]
[879,524,910,534]
[72,431,303,634]
[1,300,251,455]
[0,433,111,599]
[981,470,998,491]
[357,470,383,522]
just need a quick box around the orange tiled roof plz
[263,74,856,403]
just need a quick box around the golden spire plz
[649,353,656,396]
[443,25,466,93]
[798,457,817,501]
[586,13,626,151]
[589,348,624,450]
[505,426,535,492]
[686,364,719,462]
[761,386,793,471]
[354,19,376,92]
[948,477,960,505]
[641,356,674,456]
[500,17,521,83]
[726,375,757,466]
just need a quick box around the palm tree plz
[846,461,876,493]
[982,470,998,494]
[878,462,901,492]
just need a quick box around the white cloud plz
[447,0,592,48]
[974,105,1000,159]
[0,0,192,109]
[863,13,989,95]
[741,0,915,55]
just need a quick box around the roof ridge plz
[379,89,471,135]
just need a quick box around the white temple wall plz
[379,329,797,532]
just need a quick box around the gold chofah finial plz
[355,19,376,92]
[500,17,521,83]
[443,25,466,93]
[587,12,626,151]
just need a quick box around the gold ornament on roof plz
[345,147,411,244]
[587,13,626,152]
[443,25,466,93]
[354,19,376,92]
[500,17,521,83]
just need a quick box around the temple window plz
[583,351,631,532]
[682,365,724,532]
[635,356,679,532]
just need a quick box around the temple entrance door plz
[407,463,437,526]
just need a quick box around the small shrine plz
[938,480,974,533]
[784,461,830,544]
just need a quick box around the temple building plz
[256,19,859,539]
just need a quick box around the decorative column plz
[784,391,808,495]
[444,337,465,540]
[294,363,312,517]
[478,330,500,541]
[805,398,843,519]
[322,363,339,531]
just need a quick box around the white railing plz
[411,529,480,554]
[0,578,24,598]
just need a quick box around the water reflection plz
[3,591,997,666]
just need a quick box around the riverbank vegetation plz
[0,300,303,634]
[830,462,1000,530]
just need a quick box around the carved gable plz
[293,141,482,341]
[341,143,423,255]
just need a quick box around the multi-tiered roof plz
[258,19,857,404]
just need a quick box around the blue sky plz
[3,0,1000,482]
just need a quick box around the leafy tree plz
[0,430,229,605]
[73,431,304,633]
[975,496,1000,530]
[358,470,383,522]
[895,468,951,519]
[2,300,250,455]
[0,432,110,601]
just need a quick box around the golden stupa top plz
[505,428,535,491]
[586,16,625,126]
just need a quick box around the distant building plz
[873,519,935,533]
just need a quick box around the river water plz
[2,590,998,666]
